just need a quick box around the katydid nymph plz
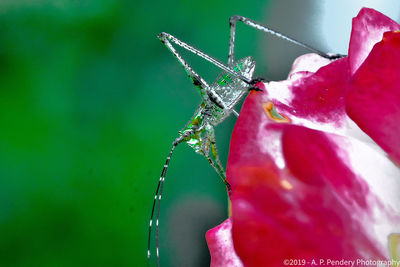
[147,15,342,267]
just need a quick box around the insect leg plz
[158,32,211,93]
[228,15,345,61]
[158,32,252,84]
[204,125,232,193]
[228,15,238,66]
[204,152,231,193]
[147,138,181,266]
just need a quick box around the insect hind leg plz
[158,32,252,85]
[228,15,345,62]
[158,32,211,93]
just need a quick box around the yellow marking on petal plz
[280,179,293,190]
[263,102,290,123]
[389,233,400,263]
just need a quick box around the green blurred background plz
[0,1,396,266]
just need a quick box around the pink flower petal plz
[260,55,373,144]
[277,57,349,126]
[288,53,332,76]
[206,218,244,267]
[348,8,400,75]
[347,31,400,164]
[227,87,400,267]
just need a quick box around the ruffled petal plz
[206,218,244,267]
[348,7,400,75]
[347,31,400,164]
[275,57,349,126]
[259,55,374,144]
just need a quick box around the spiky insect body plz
[176,56,256,181]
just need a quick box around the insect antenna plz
[147,137,182,267]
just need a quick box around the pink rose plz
[206,8,400,267]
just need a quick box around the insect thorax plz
[207,56,256,125]
[177,57,256,155]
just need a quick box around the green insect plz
[147,15,342,267]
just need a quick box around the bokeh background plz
[0,1,398,266]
